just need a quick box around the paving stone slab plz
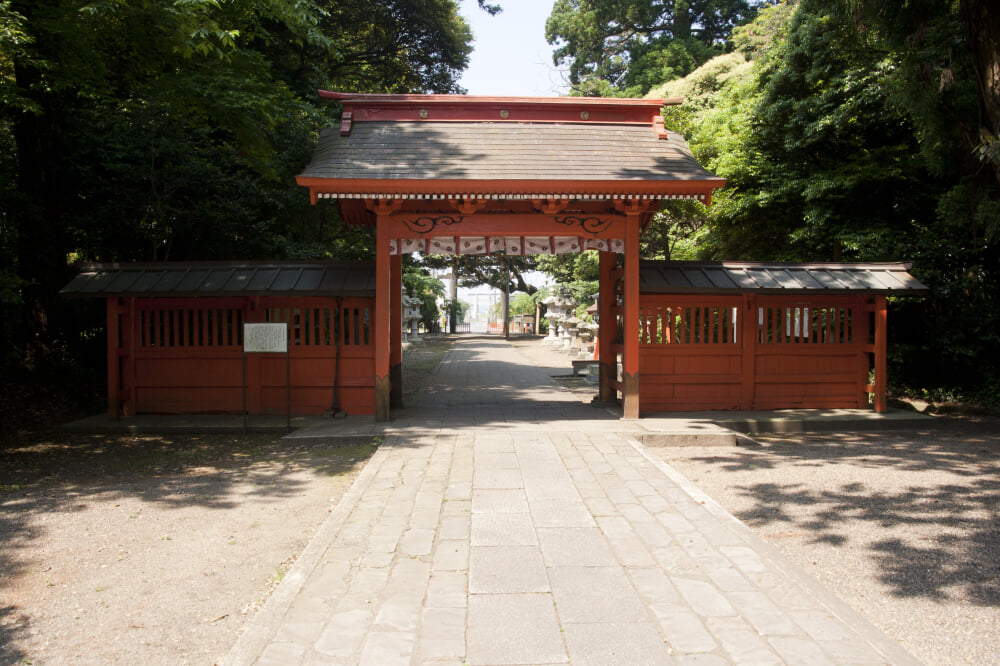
[562,622,675,666]
[548,566,650,624]
[466,593,567,665]
[469,545,549,594]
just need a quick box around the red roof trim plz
[296,176,726,200]
[318,90,681,129]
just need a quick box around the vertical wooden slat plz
[123,298,136,417]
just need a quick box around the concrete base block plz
[639,430,739,447]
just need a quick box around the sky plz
[457,0,568,97]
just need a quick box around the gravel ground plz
[9,335,994,664]
[0,339,452,665]
[0,434,378,665]
[653,422,1000,666]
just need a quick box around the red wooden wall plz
[107,296,375,417]
[639,294,884,412]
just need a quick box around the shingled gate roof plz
[295,91,726,210]
[299,122,717,186]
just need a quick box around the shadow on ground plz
[678,424,1000,606]
[0,430,379,655]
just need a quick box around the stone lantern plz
[562,316,582,351]
[541,287,576,346]
[576,321,598,358]
[402,294,423,343]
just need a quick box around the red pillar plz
[873,295,888,413]
[623,213,641,419]
[390,253,403,408]
[598,250,617,403]
[374,215,392,421]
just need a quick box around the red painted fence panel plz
[639,294,879,412]
[110,296,375,416]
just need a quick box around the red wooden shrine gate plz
[63,96,929,421]
[296,91,727,420]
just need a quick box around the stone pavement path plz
[223,337,920,665]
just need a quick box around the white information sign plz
[243,323,288,353]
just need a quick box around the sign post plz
[243,322,291,432]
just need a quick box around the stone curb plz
[623,433,924,666]
[219,438,396,666]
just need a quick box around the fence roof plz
[641,261,928,295]
[60,261,376,298]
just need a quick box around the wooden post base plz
[375,375,391,421]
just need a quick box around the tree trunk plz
[12,61,74,360]
[962,0,1000,184]
[448,258,458,333]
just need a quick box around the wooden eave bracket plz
[340,111,353,136]
[613,198,657,215]
[653,115,669,140]
[531,198,572,215]
[448,197,487,215]
[365,197,404,216]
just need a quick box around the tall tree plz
[837,0,1000,190]
[687,0,1000,395]
[0,0,472,369]
[698,1,934,261]
[546,0,761,96]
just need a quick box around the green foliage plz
[641,202,712,260]
[563,280,599,309]
[443,299,470,322]
[533,251,599,284]
[546,0,760,96]
[509,292,537,316]
[691,2,934,261]
[662,0,1000,395]
[403,262,446,328]
[0,0,473,373]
